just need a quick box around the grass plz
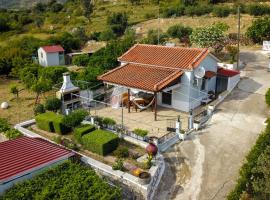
[0,77,54,125]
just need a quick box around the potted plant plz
[138,171,151,185]
[102,117,116,130]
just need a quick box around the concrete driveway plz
[154,50,269,200]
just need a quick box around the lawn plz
[0,77,54,125]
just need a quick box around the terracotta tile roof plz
[98,63,183,92]
[0,136,75,183]
[118,44,210,70]
[41,45,64,53]
[217,68,240,77]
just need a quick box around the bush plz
[1,161,121,199]
[34,104,45,116]
[74,124,95,144]
[114,147,129,158]
[72,54,90,67]
[4,128,22,140]
[185,5,212,17]
[265,89,270,106]
[102,117,116,126]
[63,109,88,128]
[82,129,119,155]
[133,128,148,137]
[112,159,124,171]
[35,112,70,134]
[167,24,192,41]
[98,29,116,41]
[45,97,62,112]
[0,118,9,133]
[246,17,270,44]
[213,6,231,17]
[246,3,270,16]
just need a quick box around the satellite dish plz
[194,66,205,78]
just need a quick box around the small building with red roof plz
[38,45,65,67]
[0,136,75,194]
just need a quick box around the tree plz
[81,0,93,18]
[107,12,128,36]
[31,78,52,104]
[265,88,270,106]
[72,54,90,66]
[99,29,116,41]
[167,24,192,41]
[141,29,168,45]
[190,24,225,52]
[246,17,270,43]
[10,84,19,99]
[63,109,88,128]
[45,97,62,112]
[34,104,45,115]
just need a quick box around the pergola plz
[98,63,183,120]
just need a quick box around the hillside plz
[0,0,67,9]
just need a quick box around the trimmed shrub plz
[265,88,270,106]
[74,124,95,144]
[82,129,119,155]
[35,112,55,132]
[33,104,45,116]
[133,128,148,137]
[35,112,70,134]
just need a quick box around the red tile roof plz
[118,44,210,70]
[217,68,240,77]
[98,63,183,92]
[41,45,64,53]
[0,136,74,183]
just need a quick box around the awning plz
[98,63,183,92]
[217,68,240,77]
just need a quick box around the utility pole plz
[157,0,160,45]
[237,6,241,70]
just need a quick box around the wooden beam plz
[154,92,157,121]
[128,89,130,113]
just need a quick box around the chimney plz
[59,72,79,93]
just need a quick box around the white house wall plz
[46,52,60,66]
[38,48,48,67]
[227,74,240,92]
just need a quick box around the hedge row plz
[82,129,119,156]
[74,124,95,144]
[1,161,121,200]
[35,112,70,135]
[227,120,270,199]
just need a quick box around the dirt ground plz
[154,49,269,200]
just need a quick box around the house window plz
[162,90,172,105]
[201,78,206,91]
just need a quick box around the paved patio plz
[90,105,189,138]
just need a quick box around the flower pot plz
[138,172,151,185]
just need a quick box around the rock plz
[1,102,9,109]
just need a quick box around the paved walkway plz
[154,50,269,200]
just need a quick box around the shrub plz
[246,3,270,16]
[0,118,9,133]
[82,129,119,155]
[265,89,270,106]
[74,124,95,144]
[213,6,231,17]
[185,5,212,17]
[1,161,121,199]
[35,112,70,134]
[34,104,45,116]
[4,128,22,140]
[225,45,238,63]
[114,147,129,158]
[246,17,270,44]
[112,159,124,171]
[45,97,62,112]
[102,117,116,126]
[167,24,192,41]
[63,109,88,128]
[98,29,116,41]
[60,138,79,151]
[72,54,90,67]
[133,128,148,137]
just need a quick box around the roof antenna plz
[158,0,160,45]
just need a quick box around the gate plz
[166,118,177,133]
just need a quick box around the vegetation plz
[103,117,116,126]
[35,112,70,134]
[112,159,125,171]
[133,128,148,137]
[1,161,121,200]
[246,17,270,44]
[82,129,119,156]
[0,118,9,133]
[34,104,45,116]
[266,89,270,106]
[63,109,88,128]
[114,146,129,158]
[4,128,22,140]
[228,119,270,200]
[167,24,192,41]
[74,124,95,144]
[44,97,62,112]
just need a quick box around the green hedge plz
[1,161,121,200]
[82,129,119,156]
[74,124,96,144]
[35,112,70,135]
